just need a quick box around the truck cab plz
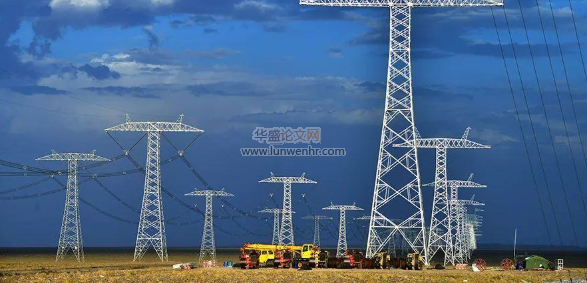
[259,250,275,266]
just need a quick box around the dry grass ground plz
[0,251,585,283]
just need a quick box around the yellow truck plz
[240,243,328,269]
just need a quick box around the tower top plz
[323,203,363,211]
[105,114,203,133]
[259,172,318,184]
[185,189,233,197]
[300,0,502,8]
[394,127,490,149]
[36,150,110,162]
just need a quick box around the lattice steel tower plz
[259,173,317,245]
[396,127,489,264]
[106,114,203,261]
[303,215,332,246]
[259,208,283,245]
[456,197,484,261]
[299,0,502,264]
[423,173,485,264]
[323,203,363,258]
[186,189,233,263]
[37,150,109,262]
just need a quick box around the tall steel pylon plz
[106,114,203,261]
[36,150,110,262]
[259,208,283,245]
[454,197,484,262]
[396,127,489,265]
[259,173,317,245]
[300,0,502,264]
[303,215,332,246]
[186,189,233,263]
[323,203,363,258]
[423,173,485,264]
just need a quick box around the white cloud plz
[50,0,110,10]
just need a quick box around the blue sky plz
[1,0,587,251]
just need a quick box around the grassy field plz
[0,251,585,283]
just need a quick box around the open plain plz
[0,250,585,283]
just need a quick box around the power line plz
[541,0,587,225]
[490,7,556,246]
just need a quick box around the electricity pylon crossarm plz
[106,114,203,261]
[186,189,233,264]
[299,0,501,265]
[303,215,332,246]
[36,150,110,262]
[259,173,317,245]
[323,203,363,258]
[397,128,489,265]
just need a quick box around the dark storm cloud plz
[0,0,47,83]
[187,82,267,97]
[142,27,160,50]
[78,64,121,80]
[84,86,158,98]
[7,85,66,95]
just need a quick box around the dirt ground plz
[0,251,585,283]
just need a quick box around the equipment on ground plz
[239,243,327,269]
[172,262,196,270]
[372,252,422,270]
[501,258,514,270]
[472,258,487,272]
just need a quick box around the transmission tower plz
[106,114,203,261]
[36,150,110,262]
[423,173,486,264]
[454,197,484,262]
[396,127,489,265]
[302,215,332,246]
[300,0,502,264]
[323,203,363,258]
[259,208,282,245]
[259,173,317,245]
[186,189,233,264]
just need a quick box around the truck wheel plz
[266,260,274,268]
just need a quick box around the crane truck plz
[240,243,328,269]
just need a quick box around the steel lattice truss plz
[299,0,501,265]
[300,0,501,7]
[303,215,332,246]
[259,173,317,245]
[323,204,363,258]
[37,150,109,262]
[423,174,485,264]
[259,208,295,245]
[186,189,233,263]
[106,114,203,261]
[396,128,488,265]
[454,198,484,261]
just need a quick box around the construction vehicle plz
[372,252,422,270]
[239,243,328,269]
[406,253,422,270]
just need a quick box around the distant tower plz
[454,197,484,262]
[423,173,485,264]
[37,150,110,262]
[302,215,332,246]
[186,189,233,264]
[259,208,282,245]
[395,127,489,264]
[323,203,363,258]
[106,114,203,261]
[259,173,317,245]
